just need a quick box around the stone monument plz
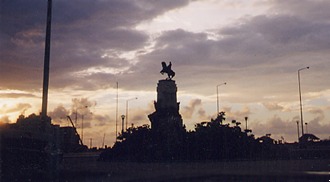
[148,62,183,133]
[148,62,184,159]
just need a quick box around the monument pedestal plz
[148,79,184,160]
[148,80,183,133]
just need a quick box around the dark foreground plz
[59,153,329,182]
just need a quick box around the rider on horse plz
[160,62,175,80]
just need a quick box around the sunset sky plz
[1,0,329,147]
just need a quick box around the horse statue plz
[160,61,175,80]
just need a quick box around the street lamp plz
[73,105,88,124]
[126,97,138,130]
[81,115,84,143]
[296,121,300,142]
[244,116,248,131]
[216,82,227,115]
[298,66,309,136]
[89,138,93,149]
[72,105,88,143]
[121,115,125,134]
[115,82,119,141]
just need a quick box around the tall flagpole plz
[41,0,52,118]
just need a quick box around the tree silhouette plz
[100,111,327,162]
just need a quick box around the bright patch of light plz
[101,50,137,61]
[307,89,330,99]
[0,89,30,94]
[73,67,130,77]
[136,0,269,34]
[118,51,137,61]
[0,96,40,123]
[206,31,222,40]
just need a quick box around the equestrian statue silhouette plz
[160,61,175,80]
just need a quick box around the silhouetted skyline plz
[1,1,330,147]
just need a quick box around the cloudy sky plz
[1,0,329,147]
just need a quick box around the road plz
[59,153,329,182]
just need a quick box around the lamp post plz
[81,115,84,143]
[216,82,227,115]
[126,97,138,130]
[121,115,125,134]
[115,82,118,141]
[298,66,309,136]
[296,121,300,142]
[244,116,248,131]
[74,108,78,125]
[82,108,89,144]
[73,105,88,124]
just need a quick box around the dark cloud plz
[216,14,330,72]
[48,105,70,123]
[124,8,330,97]
[270,0,330,22]
[249,15,330,51]
[0,0,190,91]
[0,0,47,37]
[2,0,330,98]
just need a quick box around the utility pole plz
[41,0,52,118]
